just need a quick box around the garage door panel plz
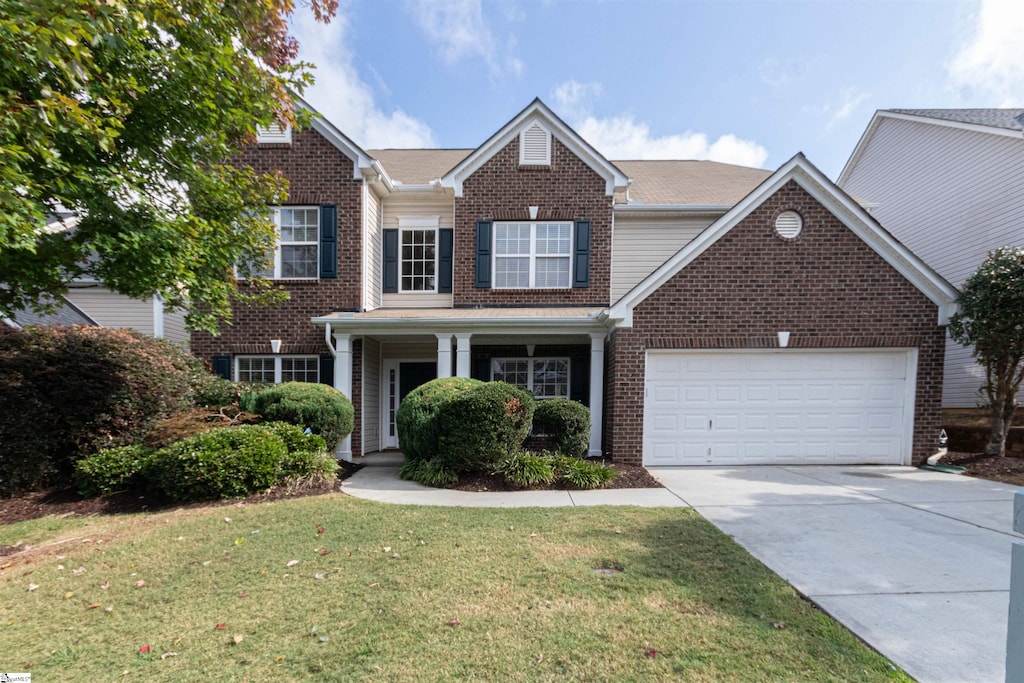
[643,350,910,466]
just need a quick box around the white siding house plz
[838,109,1024,407]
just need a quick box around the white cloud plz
[948,0,1024,105]
[549,81,768,167]
[408,0,522,80]
[822,88,871,131]
[290,10,437,149]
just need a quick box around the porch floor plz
[351,450,405,467]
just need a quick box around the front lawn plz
[0,496,908,681]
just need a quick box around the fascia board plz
[310,314,611,337]
[837,110,884,186]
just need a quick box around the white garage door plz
[643,350,913,466]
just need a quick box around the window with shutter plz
[519,122,551,165]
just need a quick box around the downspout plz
[922,429,965,473]
[324,322,336,358]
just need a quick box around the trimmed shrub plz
[261,421,327,454]
[0,325,205,495]
[148,425,288,501]
[437,382,536,473]
[395,377,484,461]
[553,455,616,489]
[247,382,353,447]
[73,445,154,497]
[495,451,556,488]
[191,376,241,408]
[399,458,459,488]
[533,399,591,457]
[279,449,338,487]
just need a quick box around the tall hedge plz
[437,382,536,473]
[395,377,483,461]
[0,325,205,495]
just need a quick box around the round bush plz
[533,398,591,457]
[395,377,484,461]
[248,382,353,447]
[73,445,154,497]
[437,381,536,473]
[149,425,288,501]
[0,325,205,496]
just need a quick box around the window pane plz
[533,359,569,398]
[238,357,275,383]
[536,223,571,255]
[535,257,570,288]
[495,223,530,256]
[282,357,319,383]
[400,229,437,291]
[280,208,319,243]
[281,245,318,278]
[494,257,530,288]
[493,359,529,388]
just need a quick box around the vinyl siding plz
[364,185,383,310]
[64,288,155,335]
[841,117,1024,407]
[610,214,717,302]
[380,194,455,308]
[362,337,381,454]
[163,309,189,346]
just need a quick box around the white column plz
[1008,490,1024,681]
[436,334,453,378]
[454,333,472,378]
[588,333,605,457]
[333,333,353,460]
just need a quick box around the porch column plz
[333,333,353,460]
[436,334,453,378]
[454,333,472,378]
[588,333,605,457]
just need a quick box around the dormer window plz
[519,122,551,166]
[256,123,292,144]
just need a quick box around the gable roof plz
[438,98,630,197]
[295,98,374,180]
[2,295,99,329]
[606,153,958,327]
[367,149,473,186]
[839,108,1024,185]
[615,160,772,206]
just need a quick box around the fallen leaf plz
[234,538,244,546]
[391,553,400,559]
[314,573,325,580]
[233,634,244,644]
[224,518,232,523]
[644,648,658,658]
[64,591,74,599]
[320,550,331,556]
[316,525,325,535]
[57,564,65,570]
[0,562,12,569]
[448,619,460,627]
[382,547,391,553]
[318,636,329,642]
[238,592,248,598]
[161,652,178,659]
[104,606,113,613]
[773,621,786,629]
[215,622,226,630]
[139,644,151,654]
[134,580,145,588]
[27,584,38,591]
[274,655,285,663]
[72,566,86,575]
[100,580,110,590]
[202,561,212,567]
[508,525,515,531]
[87,603,101,609]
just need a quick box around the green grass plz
[0,495,909,682]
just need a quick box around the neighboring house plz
[63,281,188,344]
[191,99,957,467]
[1,294,98,329]
[838,108,1024,408]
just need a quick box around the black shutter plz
[383,229,398,293]
[570,355,588,405]
[438,228,453,293]
[212,355,232,380]
[319,204,338,279]
[475,220,492,288]
[573,220,590,288]
[319,354,334,386]
[472,357,490,382]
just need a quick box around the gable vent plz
[774,211,803,239]
[519,122,551,165]
[256,124,292,144]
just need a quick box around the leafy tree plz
[0,0,336,332]
[949,246,1024,456]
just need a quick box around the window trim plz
[491,221,573,290]
[241,206,321,281]
[491,357,570,399]
[398,226,439,293]
[235,355,320,384]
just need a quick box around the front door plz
[382,361,437,449]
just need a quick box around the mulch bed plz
[941,450,1024,487]
[451,463,662,492]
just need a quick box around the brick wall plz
[604,180,945,466]
[192,128,363,361]
[453,137,613,306]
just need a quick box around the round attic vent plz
[775,211,803,239]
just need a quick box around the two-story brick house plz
[192,99,957,468]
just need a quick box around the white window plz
[492,358,569,399]
[401,228,437,292]
[493,222,571,289]
[236,356,319,384]
[249,207,320,280]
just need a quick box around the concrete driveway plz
[650,466,1021,683]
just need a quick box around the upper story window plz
[236,355,319,384]
[250,206,320,280]
[519,121,551,165]
[398,217,440,292]
[493,221,571,289]
[256,124,292,144]
[492,357,569,399]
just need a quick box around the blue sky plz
[291,0,1023,180]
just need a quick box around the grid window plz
[237,357,276,384]
[491,357,569,399]
[239,207,320,279]
[493,222,571,288]
[400,229,437,291]
[282,357,319,383]
[236,356,319,384]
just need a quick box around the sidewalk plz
[341,466,688,508]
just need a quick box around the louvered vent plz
[774,211,803,239]
[256,124,292,144]
[519,122,551,165]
